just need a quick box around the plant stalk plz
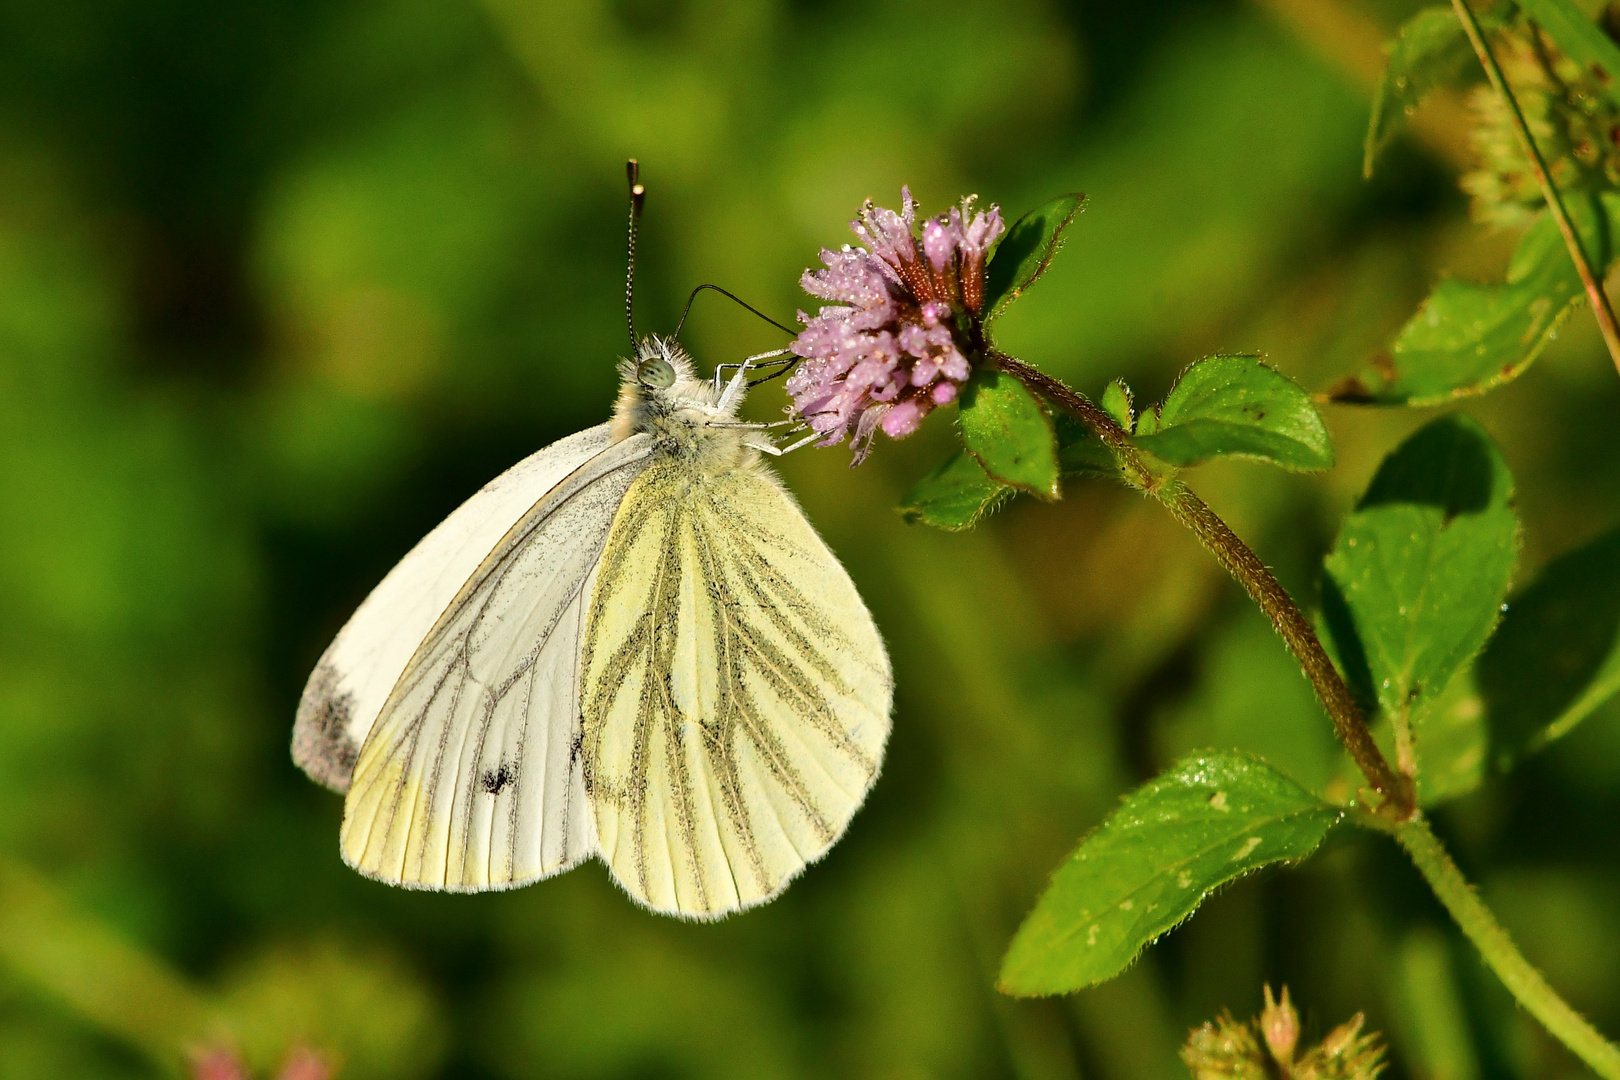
[994,353,1411,815]
[1452,0,1620,377]
[1153,478,1408,808]
[0,859,228,1073]
[1374,814,1620,1080]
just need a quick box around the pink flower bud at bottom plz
[1182,990,1385,1080]
[1261,984,1300,1065]
[880,399,924,438]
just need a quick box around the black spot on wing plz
[480,762,517,795]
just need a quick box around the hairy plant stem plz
[993,352,1411,815]
[1152,479,1410,809]
[1452,0,1620,377]
[1357,812,1620,1080]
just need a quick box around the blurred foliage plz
[0,0,1618,1077]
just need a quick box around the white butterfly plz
[291,336,893,919]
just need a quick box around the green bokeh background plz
[0,0,1617,1077]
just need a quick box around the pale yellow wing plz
[578,459,893,918]
[340,434,651,891]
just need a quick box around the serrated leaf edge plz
[896,482,1014,532]
[1135,354,1333,471]
[986,194,1087,322]
[999,751,1343,996]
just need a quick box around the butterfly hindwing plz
[340,433,653,890]
[579,458,893,918]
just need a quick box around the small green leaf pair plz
[897,374,1112,531]
[1132,355,1333,472]
[903,353,1333,531]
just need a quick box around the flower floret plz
[788,187,1003,462]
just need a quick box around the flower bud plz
[1182,988,1384,1080]
[1182,1012,1267,1080]
[1260,984,1300,1066]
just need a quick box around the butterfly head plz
[611,334,726,444]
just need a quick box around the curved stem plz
[1153,479,1407,810]
[994,353,1411,815]
[990,351,1145,477]
[1367,814,1620,1080]
[1453,0,1620,378]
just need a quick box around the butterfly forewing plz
[293,424,619,793]
[579,459,893,918]
[341,433,653,890]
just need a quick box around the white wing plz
[340,433,653,890]
[293,424,618,792]
[578,458,893,918]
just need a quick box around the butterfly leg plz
[714,349,795,409]
[747,429,822,456]
[705,418,801,430]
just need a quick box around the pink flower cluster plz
[787,188,1004,462]
[192,1047,331,1080]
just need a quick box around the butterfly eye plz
[636,357,676,389]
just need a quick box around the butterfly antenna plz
[674,283,797,340]
[625,158,646,353]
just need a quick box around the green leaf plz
[1333,194,1611,405]
[898,449,1012,531]
[1477,526,1620,766]
[1518,0,1620,113]
[1321,415,1520,729]
[1412,669,1489,805]
[958,368,1061,499]
[999,752,1341,996]
[903,396,1126,533]
[982,193,1085,320]
[1130,355,1334,471]
[1101,379,1135,432]
[1365,7,1482,178]
[1054,412,1121,478]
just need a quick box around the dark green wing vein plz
[689,513,773,887]
[693,495,852,846]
